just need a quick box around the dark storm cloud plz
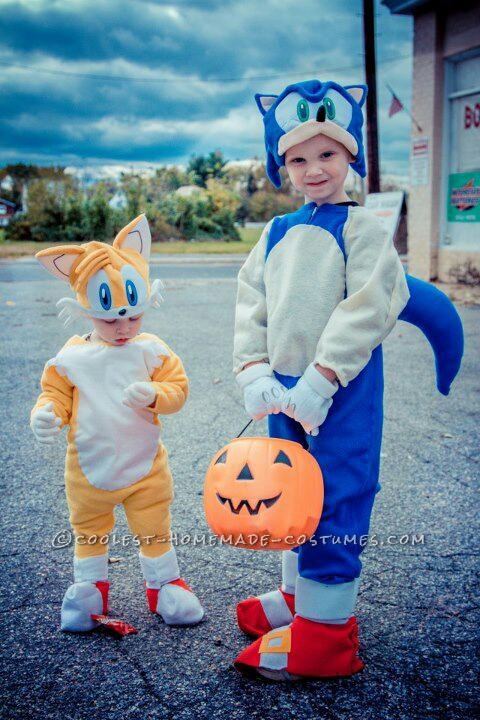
[1,0,360,75]
[0,0,412,171]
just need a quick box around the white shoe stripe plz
[260,590,293,629]
[259,651,288,671]
[281,550,298,595]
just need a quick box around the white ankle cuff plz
[295,576,360,623]
[140,548,180,589]
[281,550,298,594]
[73,554,108,583]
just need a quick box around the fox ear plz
[113,214,151,260]
[255,94,278,116]
[344,85,368,108]
[35,246,85,282]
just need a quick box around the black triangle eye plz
[215,451,228,465]
[274,450,292,467]
[237,463,254,480]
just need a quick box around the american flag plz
[388,91,404,118]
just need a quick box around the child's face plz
[285,134,353,205]
[90,313,144,345]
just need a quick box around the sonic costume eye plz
[296,99,309,122]
[125,280,138,306]
[322,89,352,128]
[275,92,319,132]
[99,283,112,310]
[323,97,336,120]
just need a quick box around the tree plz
[0,164,66,207]
[247,190,300,222]
[85,183,113,242]
[64,191,86,244]
[151,166,193,194]
[0,164,39,206]
[120,174,147,220]
[187,151,226,188]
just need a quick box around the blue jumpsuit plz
[234,200,463,598]
[267,202,383,586]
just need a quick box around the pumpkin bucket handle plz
[236,418,254,439]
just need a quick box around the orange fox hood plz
[35,215,163,323]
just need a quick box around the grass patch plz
[152,227,260,254]
[0,226,261,259]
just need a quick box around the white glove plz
[30,401,62,444]
[236,363,286,420]
[122,382,157,410]
[281,364,338,436]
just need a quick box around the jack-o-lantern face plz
[204,437,323,550]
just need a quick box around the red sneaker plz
[236,588,295,638]
[234,615,364,681]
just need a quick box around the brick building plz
[383,0,480,282]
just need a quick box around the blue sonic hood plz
[255,79,368,188]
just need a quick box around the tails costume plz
[31,215,204,631]
[233,80,463,679]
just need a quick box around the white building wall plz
[409,5,480,282]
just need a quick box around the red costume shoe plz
[237,588,295,638]
[61,580,109,632]
[146,578,204,625]
[234,615,364,681]
[237,550,298,637]
[140,549,204,626]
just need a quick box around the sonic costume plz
[232,80,463,680]
[31,215,204,632]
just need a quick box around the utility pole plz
[362,0,380,193]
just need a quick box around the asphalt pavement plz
[0,258,478,720]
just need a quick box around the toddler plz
[31,215,204,632]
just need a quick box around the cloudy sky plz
[0,0,413,174]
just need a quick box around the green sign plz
[447,171,480,222]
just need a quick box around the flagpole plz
[386,83,423,133]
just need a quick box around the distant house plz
[108,190,127,210]
[175,185,206,197]
[0,198,16,227]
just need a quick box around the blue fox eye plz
[125,280,138,306]
[99,283,112,310]
[296,99,309,122]
[323,97,336,120]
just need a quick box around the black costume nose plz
[119,308,127,316]
[316,105,326,122]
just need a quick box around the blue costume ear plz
[255,93,278,116]
[266,152,282,188]
[344,85,368,108]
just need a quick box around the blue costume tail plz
[399,275,464,396]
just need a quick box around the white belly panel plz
[53,340,166,490]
